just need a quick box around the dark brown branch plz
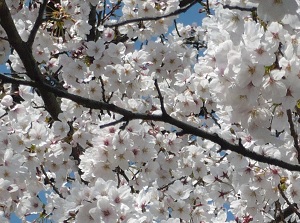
[287,109,300,163]
[223,4,257,12]
[174,19,182,37]
[210,111,221,128]
[0,36,8,41]
[104,0,198,28]
[100,117,127,129]
[99,76,107,103]
[0,73,36,86]
[115,167,135,193]
[2,73,300,172]
[179,0,194,8]
[269,203,298,223]
[0,112,7,119]
[87,4,97,41]
[40,165,64,198]
[103,0,122,23]
[154,79,168,116]
[205,0,211,15]
[278,184,300,219]
[158,176,186,191]
[0,0,61,120]
[27,0,48,47]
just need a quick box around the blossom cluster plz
[0,0,300,222]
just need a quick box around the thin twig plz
[116,166,121,187]
[269,202,299,223]
[27,0,48,47]
[158,176,186,191]
[115,167,135,193]
[0,112,7,119]
[154,79,168,116]
[40,165,64,198]
[287,109,300,163]
[99,76,107,103]
[174,19,182,37]
[278,184,300,219]
[99,0,106,27]
[205,0,211,15]
[0,73,37,86]
[104,0,198,28]
[223,5,257,12]
[100,117,126,129]
[0,36,8,41]
[102,1,122,23]
[53,65,63,77]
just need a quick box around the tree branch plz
[174,19,182,37]
[154,79,168,116]
[104,0,198,28]
[87,4,97,41]
[287,109,300,163]
[278,185,300,220]
[269,203,298,223]
[2,73,300,172]
[27,0,48,47]
[0,73,36,86]
[223,4,257,12]
[158,176,186,191]
[0,0,61,120]
[40,165,63,198]
[102,0,122,23]
[100,117,127,129]
[205,0,211,15]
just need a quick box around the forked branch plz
[1,73,300,173]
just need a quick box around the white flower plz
[97,197,118,222]
[8,104,26,121]
[103,28,115,42]
[86,39,105,60]
[33,45,50,63]
[76,202,98,223]
[149,200,168,220]
[167,180,192,200]
[71,20,92,38]
[170,199,191,221]
[5,1,300,222]
[161,218,180,223]
[29,122,48,146]
[255,0,298,22]
[107,42,126,58]
[1,95,13,107]
[240,184,262,207]
[52,121,70,139]
[235,59,264,88]
[262,69,287,103]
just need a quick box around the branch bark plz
[2,73,300,173]
[287,109,300,163]
[223,4,257,12]
[104,0,199,28]
[278,185,300,219]
[269,201,299,223]
[0,0,61,120]
[27,0,48,47]
[87,4,97,41]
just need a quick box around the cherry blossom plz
[2,0,300,222]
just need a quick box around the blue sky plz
[177,3,206,25]
[6,3,236,223]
